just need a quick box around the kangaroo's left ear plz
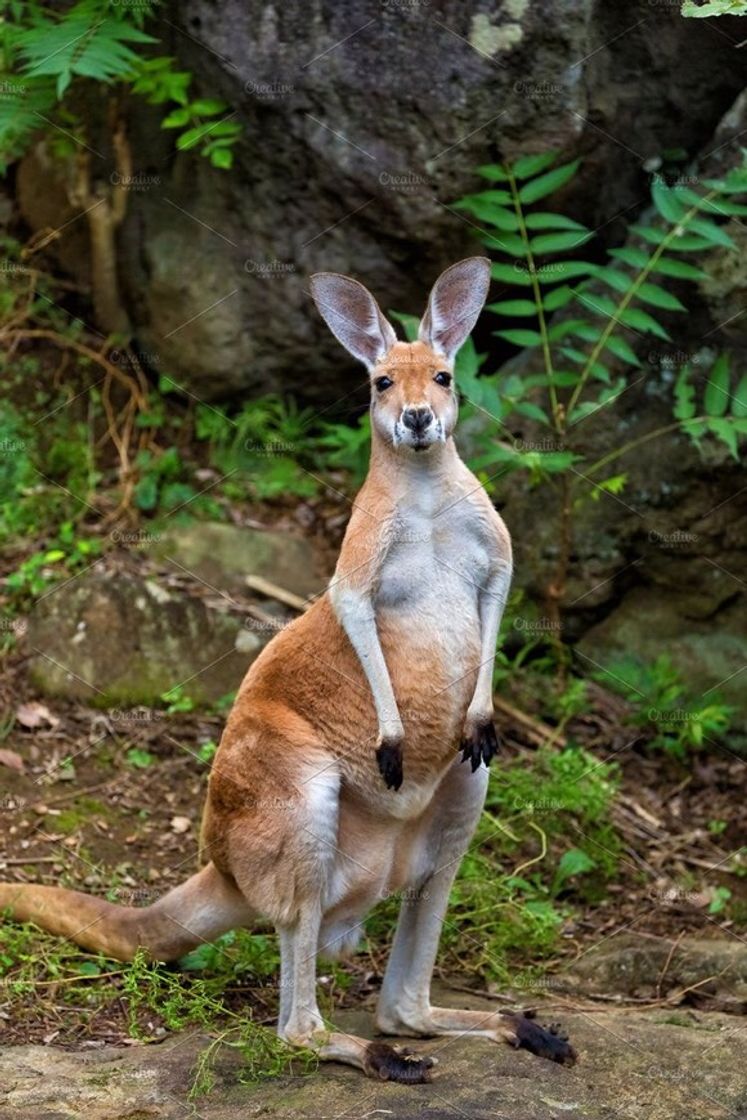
[419,257,491,360]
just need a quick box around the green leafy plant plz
[133,447,197,514]
[449,153,747,641]
[682,0,747,15]
[453,743,620,975]
[707,885,732,914]
[0,0,240,171]
[591,654,733,757]
[160,684,197,714]
[195,395,323,501]
[131,62,241,170]
[125,747,155,769]
[318,413,372,488]
[121,941,316,1095]
[0,918,314,1095]
[196,739,218,764]
[5,522,102,608]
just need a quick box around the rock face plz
[17,1,746,400]
[25,567,263,706]
[1,997,746,1120]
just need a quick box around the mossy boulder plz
[146,520,324,600]
[559,933,747,1011]
[26,567,263,706]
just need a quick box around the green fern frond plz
[450,151,747,484]
[15,2,156,97]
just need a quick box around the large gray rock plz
[25,567,263,706]
[16,2,746,399]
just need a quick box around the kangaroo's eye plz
[434,371,452,387]
[375,376,393,392]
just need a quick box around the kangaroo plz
[0,258,576,1081]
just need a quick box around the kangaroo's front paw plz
[504,1010,577,1066]
[459,717,499,772]
[364,1041,435,1083]
[376,738,404,791]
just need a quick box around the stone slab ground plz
[2,990,745,1120]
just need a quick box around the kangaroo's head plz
[310,257,490,453]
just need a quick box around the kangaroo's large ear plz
[310,273,397,369]
[419,257,491,360]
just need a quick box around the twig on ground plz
[656,930,686,1000]
[0,855,60,865]
[493,696,567,748]
[245,575,309,611]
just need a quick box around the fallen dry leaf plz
[15,701,60,730]
[170,815,191,834]
[0,748,25,773]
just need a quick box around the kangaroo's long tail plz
[0,862,251,962]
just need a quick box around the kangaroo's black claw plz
[504,1010,577,1066]
[459,719,499,772]
[364,1041,435,1083]
[376,740,404,791]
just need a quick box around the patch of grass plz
[456,744,620,976]
[54,797,109,834]
[0,916,116,995]
[0,918,310,1093]
[123,944,316,1096]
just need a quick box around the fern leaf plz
[732,374,747,418]
[636,283,686,312]
[524,212,587,231]
[16,8,156,90]
[674,367,696,421]
[619,307,670,340]
[487,299,538,317]
[511,151,558,178]
[490,263,532,287]
[494,329,543,347]
[707,418,739,458]
[529,230,593,255]
[518,160,580,204]
[704,354,730,417]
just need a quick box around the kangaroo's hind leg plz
[276,901,435,1082]
[375,758,576,1066]
[226,756,435,1083]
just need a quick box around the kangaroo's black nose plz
[402,407,433,433]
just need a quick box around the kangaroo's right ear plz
[310,273,397,369]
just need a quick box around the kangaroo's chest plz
[374,498,493,618]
